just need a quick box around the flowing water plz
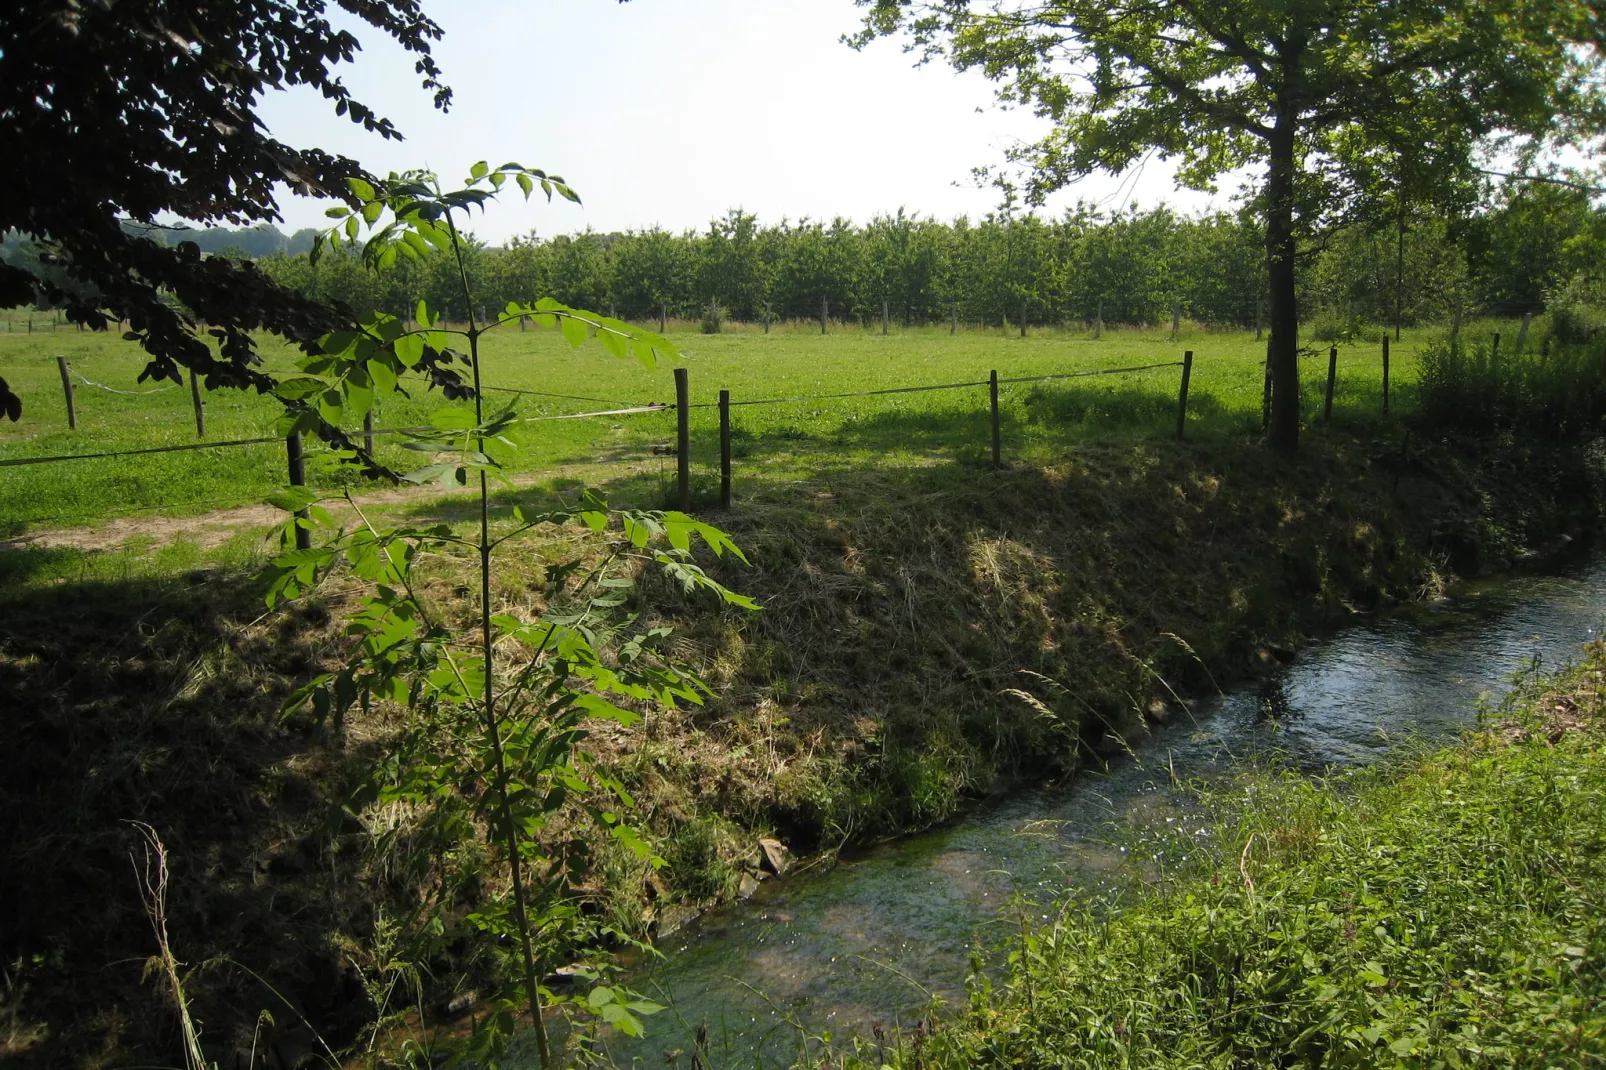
[554,554,1606,1068]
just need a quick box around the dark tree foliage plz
[0,0,454,418]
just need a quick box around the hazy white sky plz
[255,0,1231,243]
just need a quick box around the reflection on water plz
[569,560,1606,1068]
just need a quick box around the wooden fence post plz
[674,367,690,510]
[1018,299,1027,338]
[189,369,205,438]
[1176,351,1193,440]
[660,302,668,334]
[764,302,771,335]
[1094,300,1103,340]
[1451,298,1464,344]
[990,369,1001,467]
[1515,311,1532,353]
[719,389,732,509]
[1255,297,1263,341]
[882,299,890,336]
[820,297,828,335]
[1171,300,1182,342]
[1382,335,1391,414]
[950,305,958,336]
[1261,346,1273,431]
[286,432,311,551]
[363,409,375,457]
[1324,346,1338,421]
[56,355,76,429]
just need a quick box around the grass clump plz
[850,648,1606,1069]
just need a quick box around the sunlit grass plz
[0,317,1527,533]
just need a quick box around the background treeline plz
[11,182,1606,330]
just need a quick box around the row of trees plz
[251,185,1606,330]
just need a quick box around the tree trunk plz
[1264,114,1301,455]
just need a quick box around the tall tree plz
[0,1,451,416]
[853,0,1606,452]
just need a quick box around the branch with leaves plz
[259,164,757,1067]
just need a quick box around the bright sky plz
[255,0,1230,243]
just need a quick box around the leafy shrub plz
[1305,307,1378,345]
[700,302,725,334]
[1416,335,1606,438]
[1545,274,1606,345]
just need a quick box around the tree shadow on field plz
[0,544,91,589]
[0,561,381,1068]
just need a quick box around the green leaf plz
[574,693,642,726]
[344,380,373,416]
[415,299,430,326]
[560,315,588,349]
[394,334,425,367]
[361,200,384,224]
[266,486,319,513]
[587,986,615,1009]
[367,358,398,394]
[275,377,328,401]
[324,206,350,218]
[470,160,489,180]
[321,331,359,356]
[516,172,533,198]
[318,389,344,424]
[347,177,376,201]
[430,407,477,431]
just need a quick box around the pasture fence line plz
[4,350,1240,524]
[67,365,177,396]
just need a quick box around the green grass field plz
[0,316,1478,538]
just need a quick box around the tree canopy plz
[0,1,453,417]
[853,0,1606,452]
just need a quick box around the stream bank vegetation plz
[835,643,1606,1068]
[5,367,1604,1064]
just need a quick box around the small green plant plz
[700,301,726,335]
[259,163,758,1067]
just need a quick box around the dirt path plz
[2,456,672,553]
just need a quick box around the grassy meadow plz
[0,317,1447,536]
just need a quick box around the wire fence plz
[0,354,1214,537]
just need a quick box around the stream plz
[555,553,1606,1068]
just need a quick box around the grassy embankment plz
[0,317,1597,1066]
[841,645,1606,1069]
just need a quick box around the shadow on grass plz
[0,567,377,1068]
